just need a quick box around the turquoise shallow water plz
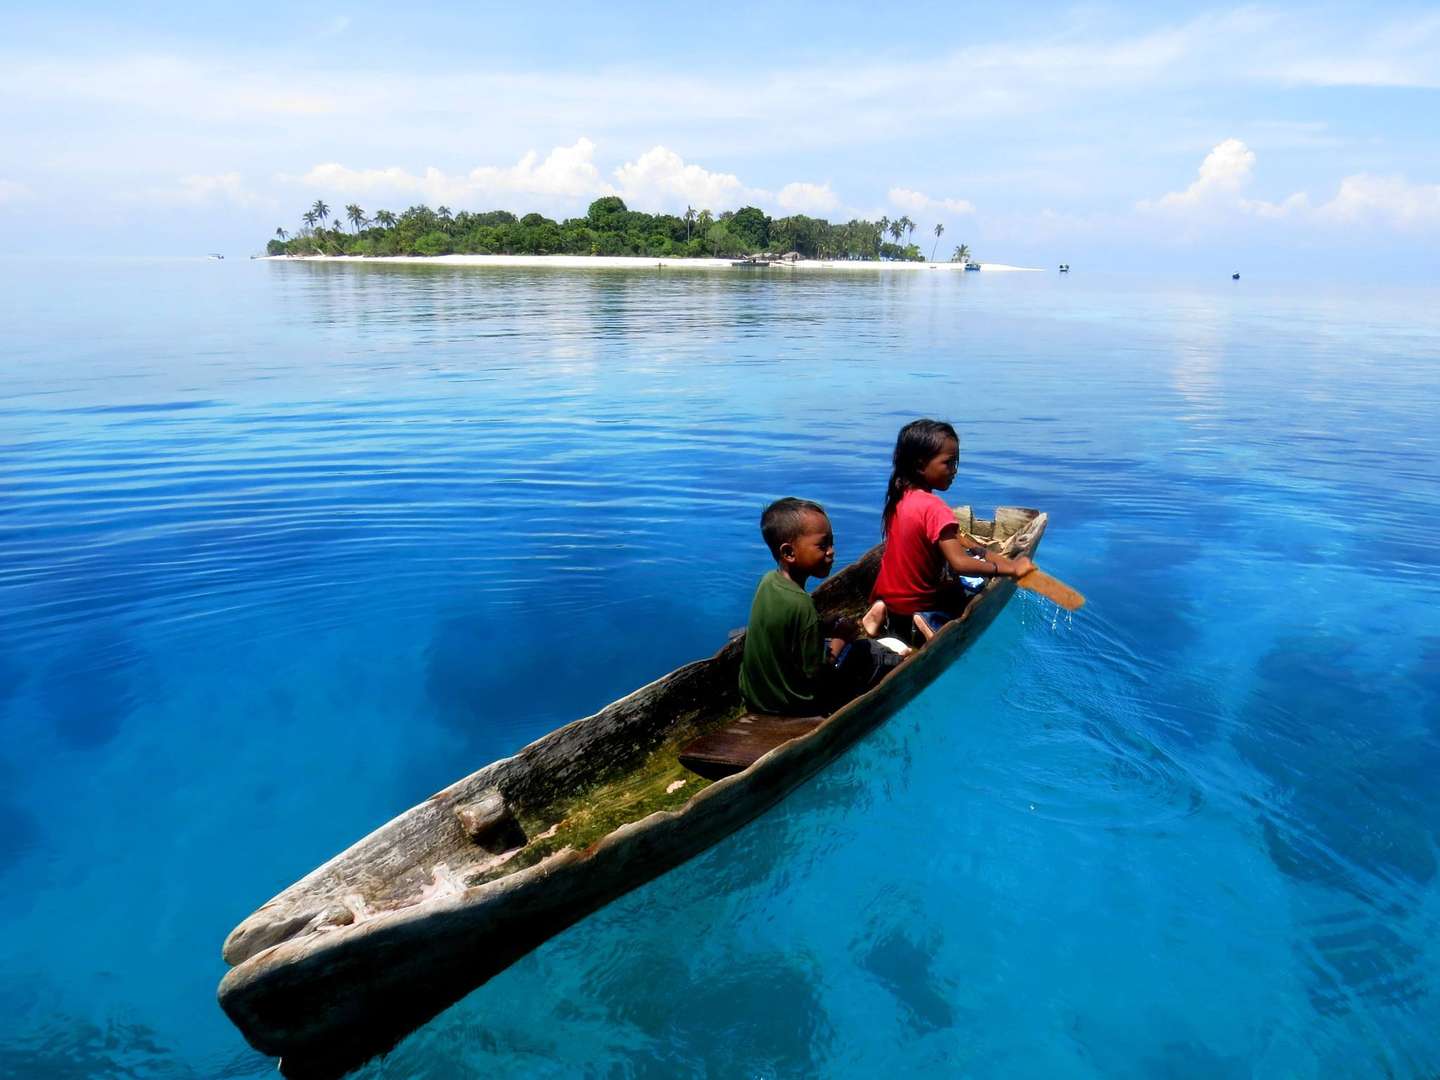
[2,258,1438,1077]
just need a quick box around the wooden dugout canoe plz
[218,505,1048,1077]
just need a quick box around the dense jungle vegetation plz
[268,198,972,263]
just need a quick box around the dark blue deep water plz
[2,257,1438,1077]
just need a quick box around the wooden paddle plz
[955,524,1085,610]
[1015,568,1086,611]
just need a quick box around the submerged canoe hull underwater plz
[219,506,1048,1077]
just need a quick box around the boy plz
[738,498,902,716]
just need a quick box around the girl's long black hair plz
[882,419,959,534]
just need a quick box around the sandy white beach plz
[264,253,1045,272]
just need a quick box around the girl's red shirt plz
[871,489,957,615]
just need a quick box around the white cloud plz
[1139,140,1440,233]
[887,187,975,217]
[0,179,31,203]
[291,142,868,221]
[298,139,608,207]
[144,172,258,207]
[776,181,840,215]
[1244,191,1311,219]
[612,146,766,212]
[1139,138,1307,219]
[294,142,800,217]
[1142,138,1256,210]
[3,11,1438,168]
[1274,13,1440,89]
[299,163,435,198]
[1316,174,1440,227]
[473,139,605,198]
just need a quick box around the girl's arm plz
[937,529,1034,577]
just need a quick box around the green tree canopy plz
[729,206,769,252]
[586,196,628,230]
[269,198,931,263]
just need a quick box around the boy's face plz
[781,510,836,579]
[920,436,960,492]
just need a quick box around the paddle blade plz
[1016,569,1085,611]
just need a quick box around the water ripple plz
[2,260,1438,1077]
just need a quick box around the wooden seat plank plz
[678,714,823,780]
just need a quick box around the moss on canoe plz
[465,705,743,885]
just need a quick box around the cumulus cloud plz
[292,142,834,216]
[142,172,258,206]
[1316,173,1440,227]
[1142,138,1256,210]
[473,139,604,198]
[1139,138,1306,219]
[1139,139,1440,232]
[612,146,767,211]
[775,181,840,214]
[888,187,976,216]
[299,139,607,206]
[1245,191,1311,219]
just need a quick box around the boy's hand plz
[1007,556,1035,578]
[822,615,860,642]
[828,636,847,660]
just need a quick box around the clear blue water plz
[2,258,1438,1078]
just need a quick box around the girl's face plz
[919,436,959,491]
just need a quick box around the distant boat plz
[964,262,981,271]
[208,253,224,260]
[1232,272,1240,280]
[731,258,770,268]
[1059,264,1070,273]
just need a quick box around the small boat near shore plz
[218,505,1048,1078]
[731,257,770,267]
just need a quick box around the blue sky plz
[2,2,1438,273]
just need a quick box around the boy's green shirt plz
[738,570,827,715]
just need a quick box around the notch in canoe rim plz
[218,505,1048,1079]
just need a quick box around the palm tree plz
[275,227,288,241]
[951,243,971,263]
[346,204,366,232]
[889,219,904,246]
[931,223,944,262]
[684,205,697,241]
[310,200,330,226]
[302,210,317,235]
[901,217,916,246]
[373,210,397,229]
[878,216,890,259]
[437,206,453,226]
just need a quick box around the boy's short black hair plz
[760,497,827,559]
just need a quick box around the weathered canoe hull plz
[219,509,1046,1077]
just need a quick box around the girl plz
[863,419,1033,644]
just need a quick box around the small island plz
[268,198,975,266]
